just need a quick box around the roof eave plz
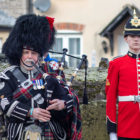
[99,6,136,37]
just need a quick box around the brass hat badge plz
[130,9,140,27]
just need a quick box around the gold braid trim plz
[124,28,140,31]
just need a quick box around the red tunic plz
[106,51,140,138]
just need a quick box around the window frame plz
[50,30,83,67]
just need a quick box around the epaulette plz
[3,65,17,74]
[0,65,17,80]
[111,55,124,61]
[0,72,9,80]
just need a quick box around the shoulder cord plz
[49,121,66,140]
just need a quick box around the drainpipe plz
[107,33,114,56]
[27,0,33,14]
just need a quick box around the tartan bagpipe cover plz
[44,91,82,140]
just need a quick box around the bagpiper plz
[0,14,82,140]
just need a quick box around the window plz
[50,30,82,67]
[118,35,128,55]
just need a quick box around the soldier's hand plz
[31,108,51,122]
[47,99,65,111]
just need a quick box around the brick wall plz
[54,22,85,32]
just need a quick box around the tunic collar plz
[20,65,38,74]
[20,65,39,79]
[127,51,140,58]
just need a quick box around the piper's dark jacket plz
[0,63,73,140]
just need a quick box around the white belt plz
[118,95,140,103]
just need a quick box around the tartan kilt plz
[44,125,55,140]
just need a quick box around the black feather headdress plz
[2,14,55,65]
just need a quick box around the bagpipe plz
[31,49,87,140]
[31,48,88,105]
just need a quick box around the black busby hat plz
[124,9,140,37]
[2,14,55,65]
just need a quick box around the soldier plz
[106,10,140,140]
[0,14,82,140]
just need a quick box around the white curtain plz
[69,38,80,67]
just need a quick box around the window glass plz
[53,38,63,52]
[118,35,128,55]
[50,38,63,61]
[69,38,81,67]
[69,38,80,55]
[50,31,82,68]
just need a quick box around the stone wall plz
[64,67,109,140]
[0,62,109,140]
[81,102,108,140]
[0,0,27,18]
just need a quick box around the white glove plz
[109,132,117,140]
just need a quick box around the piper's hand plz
[109,132,117,140]
[47,99,65,111]
[32,108,51,122]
